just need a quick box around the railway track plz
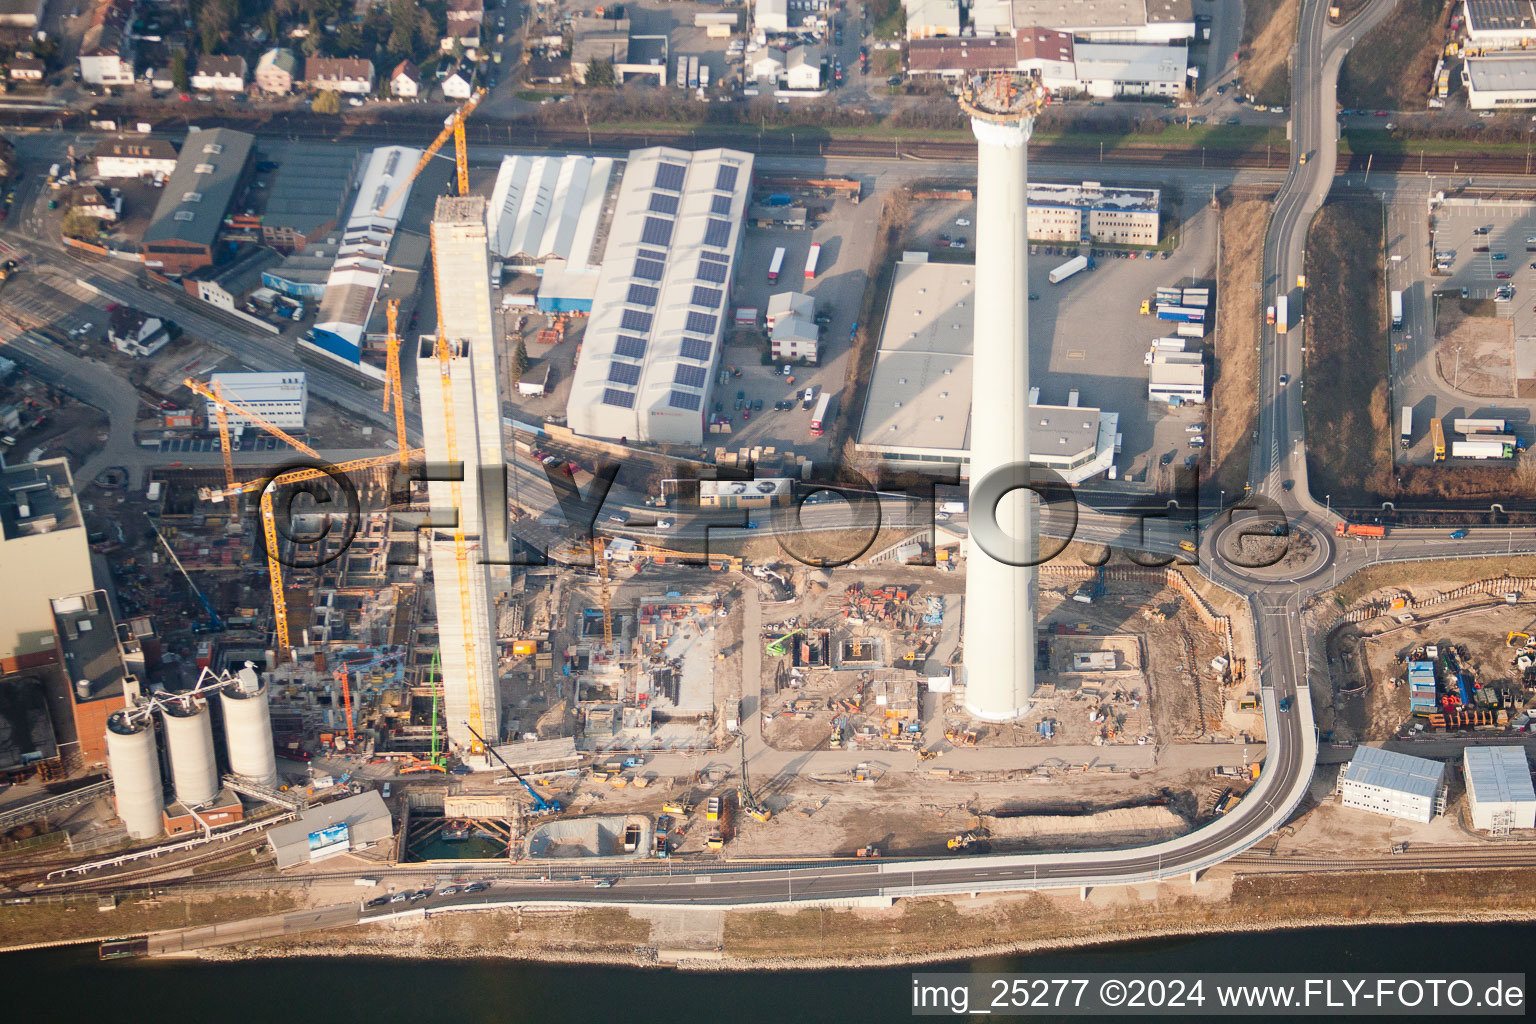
[7,103,1536,177]
[1230,849,1536,873]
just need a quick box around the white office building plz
[1338,745,1448,824]
[205,372,308,429]
[1463,746,1536,833]
[1464,53,1536,109]
[564,147,754,446]
[1072,42,1188,98]
[1148,358,1205,403]
[418,195,506,765]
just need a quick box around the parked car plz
[955,217,970,226]
[366,896,389,908]
[1496,271,1513,279]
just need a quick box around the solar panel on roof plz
[696,260,728,284]
[691,286,723,309]
[699,250,729,264]
[602,388,636,409]
[710,195,733,216]
[685,311,717,336]
[674,364,708,389]
[627,283,659,307]
[715,165,738,191]
[648,193,680,215]
[668,390,702,411]
[702,218,732,249]
[620,309,653,332]
[678,337,712,362]
[654,162,687,191]
[640,217,674,247]
[608,362,642,385]
[638,248,668,262]
[614,335,648,359]
[633,258,665,282]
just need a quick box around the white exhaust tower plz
[960,73,1049,721]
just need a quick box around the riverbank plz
[178,865,1536,971]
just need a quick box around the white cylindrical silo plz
[161,696,219,807]
[219,664,277,788]
[106,711,163,839]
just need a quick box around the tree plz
[171,50,189,91]
[335,21,362,56]
[263,9,279,41]
[582,57,616,88]
[312,89,341,114]
[386,0,416,57]
[196,0,234,53]
[513,338,530,381]
[61,209,101,240]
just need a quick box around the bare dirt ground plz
[1230,526,1319,570]
[1242,0,1301,107]
[1212,199,1268,495]
[1435,303,1514,398]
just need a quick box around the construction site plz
[1320,570,1536,744]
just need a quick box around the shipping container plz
[1390,289,1403,330]
[1154,337,1186,351]
[1452,418,1506,435]
[804,243,821,280]
[1156,304,1206,323]
[1180,287,1210,308]
[1400,406,1412,448]
[1175,322,1205,338]
[1048,255,1088,284]
[767,247,785,283]
[1155,286,1182,304]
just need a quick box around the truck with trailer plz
[1156,305,1206,323]
[804,243,821,280]
[1049,255,1088,284]
[1400,406,1412,448]
[688,56,699,89]
[767,246,785,283]
[1390,290,1403,330]
[1453,439,1515,459]
[1431,417,1446,460]
[809,392,832,437]
[676,58,688,88]
[1452,418,1506,435]
[1275,294,1289,334]
[1175,322,1205,338]
[1334,522,1387,537]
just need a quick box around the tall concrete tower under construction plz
[420,194,506,765]
[960,73,1049,722]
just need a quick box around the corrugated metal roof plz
[1464,746,1536,806]
[488,154,614,266]
[1342,744,1446,800]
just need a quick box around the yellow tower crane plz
[184,377,322,491]
[595,536,614,652]
[382,299,410,467]
[372,89,486,217]
[202,451,423,658]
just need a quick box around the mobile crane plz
[460,720,561,815]
[150,524,224,631]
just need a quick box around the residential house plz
[0,0,45,29]
[64,184,119,223]
[442,65,474,100]
[255,48,299,95]
[389,59,420,98]
[107,306,170,357]
[92,136,179,179]
[446,0,484,31]
[784,45,821,90]
[305,56,375,95]
[750,50,785,82]
[190,54,247,92]
[145,66,174,91]
[78,0,135,87]
[7,55,45,82]
[441,19,481,56]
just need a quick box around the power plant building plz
[1338,744,1448,824]
[268,791,393,868]
[1463,746,1536,833]
[419,195,506,763]
[852,255,1119,484]
[0,460,94,674]
[565,147,754,446]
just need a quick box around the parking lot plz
[901,196,1217,489]
[1388,195,1536,464]
[720,181,884,459]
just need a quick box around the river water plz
[1,921,1532,1022]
